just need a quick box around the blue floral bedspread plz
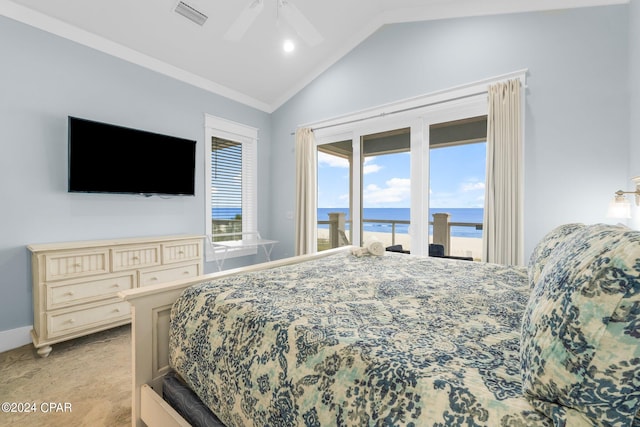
[169,251,550,426]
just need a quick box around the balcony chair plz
[385,243,473,261]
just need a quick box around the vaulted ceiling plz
[1,0,625,112]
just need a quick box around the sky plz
[318,142,486,209]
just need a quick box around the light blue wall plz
[631,0,640,229]
[0,16,271,333]
[270,5,630,260]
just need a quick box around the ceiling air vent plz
[175,1,208,26]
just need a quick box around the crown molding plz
[0,0,272,113]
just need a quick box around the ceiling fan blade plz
[224,0,264,41]
[279,0,323,46]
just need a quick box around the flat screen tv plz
[68,116,196,196]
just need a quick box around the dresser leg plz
[36,345,52,358]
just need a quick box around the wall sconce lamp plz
[607,176,640,219]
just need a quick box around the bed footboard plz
[120,282,189,427]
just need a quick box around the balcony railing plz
[211,219,242,242]
[318,212,482,258]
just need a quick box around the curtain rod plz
[289,91,486,136]
[294,91,492,135]
[289,71,527,136]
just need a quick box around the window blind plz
[210,136,257,241]
[211,137,242,240]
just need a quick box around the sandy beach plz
[318,228,483,260]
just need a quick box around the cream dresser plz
[28,235,203,357]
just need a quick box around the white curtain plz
[295,128,317,256]
[483,79,523,265]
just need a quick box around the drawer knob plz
[150,277,158,281]
[113,308,121,313]
[111,283,120,288]
[132,256,139,260]
[183,271,190,275]
[65,291,74,296]
[73,263,81,268]
[178,250,185,254]
[66,319,75,324]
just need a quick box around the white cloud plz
[318,151,349,168]
[362,157,382,175]
[318,152,382,174]
[363,178,410,206]
[461,181,485,192]
[363,163,382,174]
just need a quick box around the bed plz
[120,223,640,427]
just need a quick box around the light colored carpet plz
[0,325,131,427]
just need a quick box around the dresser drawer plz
[139,263,199,287]
[47,274,135,309]
[162,240,201,264]
[44,249,109,281]
[112,245,161,271]
[47,301,130,338]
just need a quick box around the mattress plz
[163,370,226,427]
[169,251,550,426]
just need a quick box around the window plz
[429,116,487,260]
[211,137,243,238]
[205,115,257,260]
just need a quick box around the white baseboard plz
[0,326,32,353]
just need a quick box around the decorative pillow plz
[527,223,586,289]
[520,223,640,426]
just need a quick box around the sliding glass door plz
[317,140,353,251]
[311,78,500,256]
[360,128,411,252]
[428,116,487,260]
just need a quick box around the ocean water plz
[318,207,483,238]
[213,207,484,238]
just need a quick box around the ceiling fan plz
[224,0,323,46]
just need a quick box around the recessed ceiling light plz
[283,39,295,53]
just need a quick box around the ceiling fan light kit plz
[224,0,265,41]
[224,0,323,47]
[174,1,208,26]
[277,0,323,46]
[283,39,295,53]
